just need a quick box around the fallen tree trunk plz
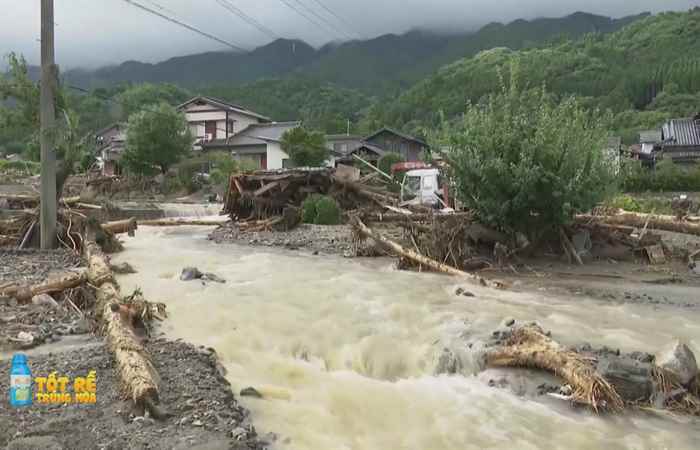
[576,212,700,237]
[139,217,228,227]
[85,241,166,419]
[0,269,87,303]
[351,216,506,288]
[486,324,625,412]
[102,218,138,236]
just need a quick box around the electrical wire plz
[277,0,341,40]
[119,0,247,52]
[291,0,354,40]
[215,0,280,41]
[306,0,361,39]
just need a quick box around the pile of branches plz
[223,168,398,222]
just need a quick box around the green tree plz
[117,83,191,119]
[437,77,617,240]
[280,127,328,167]
[123,104,193,175]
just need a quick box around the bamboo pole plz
[351,216,506,288]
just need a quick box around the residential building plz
[639,129,662,156]
[177,96,271,150]
[327,127,428,167]
[95,123,126,176]
[202,121,301,170]
[364,127,428,162]
[661,114,700,163]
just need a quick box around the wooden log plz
[139,217,228,227]
[103,218,138,236]
[486,324,625,412]
[0,269,87,302]
[351,216,506,288]
[560,228,583,265]
[254,181,279,197]
[85,241,167,419]
[576,213,700,237]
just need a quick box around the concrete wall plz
[267,142,290,170]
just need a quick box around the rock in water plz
[111,262,137,274]
[202,273,226,284]
[240,387,263,398]
[180,267,203,281]
[655,340,699,386]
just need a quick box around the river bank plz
[0,245,267,450]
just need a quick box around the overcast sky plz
[1,0,698,69]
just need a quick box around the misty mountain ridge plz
[60,10,651,92]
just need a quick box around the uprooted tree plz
[436,67,618,242]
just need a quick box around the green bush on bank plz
[301,194,341,225]
[0,160,40,175]
[621,159,700,192]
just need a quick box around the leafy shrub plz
[607,194,642,212]
[313,196,341,225]
[0,160,40,175]
[302,195,321,223]
[301,194,341,225]
[622,159,700,192]
[378,152,405,176]
[435,74,617,240]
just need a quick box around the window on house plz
[227,120,235,134]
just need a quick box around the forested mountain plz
[363,9,700,142]
[62,11,646,92]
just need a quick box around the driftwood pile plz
[485,323,700,416]
[222,168,398,221]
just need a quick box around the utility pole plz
[40,0,57,249]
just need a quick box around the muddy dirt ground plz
[0,339,267,450]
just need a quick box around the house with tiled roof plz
[661,114,700,163]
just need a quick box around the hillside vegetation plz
[365,9,700,142]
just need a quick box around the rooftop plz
[177,96,272,122]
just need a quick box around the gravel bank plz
[209,222,356,256]
[0,249,82,285]
[0,339,267,450]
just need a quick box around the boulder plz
[655,340,698,386]
[180,267,203,281]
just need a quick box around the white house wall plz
[266,142,290,170]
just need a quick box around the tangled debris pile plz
[218,168,700,280]
[482,321,700,416]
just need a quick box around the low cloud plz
[1,0,697,68]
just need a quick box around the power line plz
[215,0,280,41]
[306,0,361,39]
[291,0,354,40]
[277,0,341,40]
[119,0,247,52]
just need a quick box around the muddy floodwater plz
[114,226,700,450]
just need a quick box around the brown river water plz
[114,226,700,450]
